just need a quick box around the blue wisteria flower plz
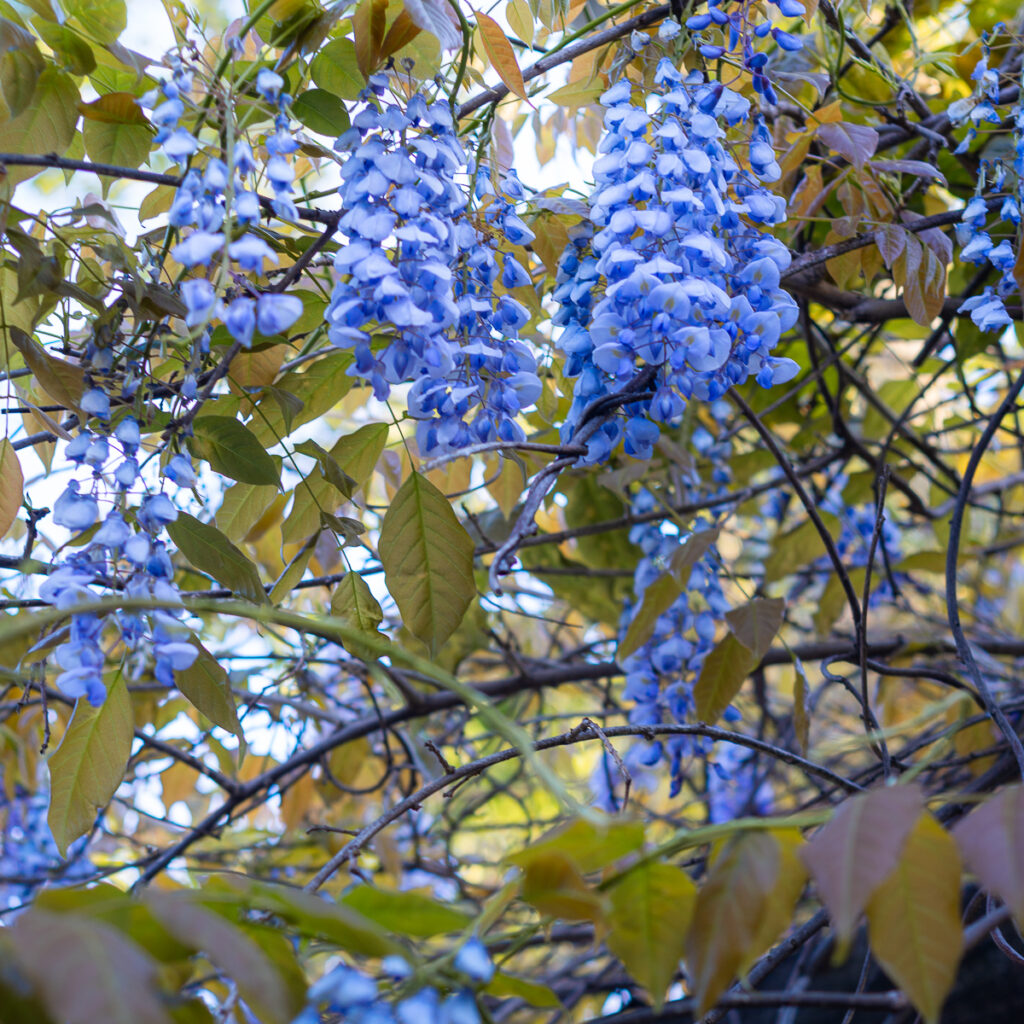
[325,78,542,457]
[553,60,799,463]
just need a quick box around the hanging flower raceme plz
[138,63,304,349]
[325,76,542,456]
[682,0,807,101]
[553,60,800,464]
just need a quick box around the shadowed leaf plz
[801,784,924,952]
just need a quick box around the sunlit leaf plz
[378,471,475,654]
[167,513,268,605]
[866,813,962,1024]
[48,674,133,856]
[476,11,529,102]
[341,886,472,937]
[0,438,23,539]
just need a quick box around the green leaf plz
[763,514,840,584]
[174,641,243,740]
[866,814,963,1024]
[34,22,95,75]
[209,877,403,957]
[248,351,353,446]
[341,886,472,937]
[330,571,385,657]
[64,0,126,43]
[11,909,173,1024]
[216,481,279,544]
[801,783,925,954]
[269,541,314,605]
[725,597,785,660]
[292,87,350,136]
[693,633,756,724]
[167,512,268,605]
[310,37,364,99]
[0,437,23,539]
[3,67,79,164]
[47,673,133,856]
[80,96,151,170]
[190,415,280,486]
[617,574,680,660]
[606,862,696,1010]
[378,472,475,654]
[148,893,299,1024]
[486,971,562,1008]
[329,421,389,488]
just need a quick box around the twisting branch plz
[303,718,861,893]
[488,364,658,592]
[945,366,1024,779]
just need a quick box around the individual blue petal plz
[229,234,278,272]
[256,68,284,103]
[92,511,131,549]
[172,232,225,268]
[81,387,111,420]
[256,293,303,335]
[53,482,99,532]
[164,454,197,488]
[454,938,494,982]
[114,416,141,452]
[163,127,199,163]
[138,493,178,531]
[181,278,219,327]
[225,297,257,347]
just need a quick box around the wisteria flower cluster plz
[619,487,732,795]
[951,40,1023,333]
[141,63,305,348]
[325,75,542,457]
[292,937,493,1024]
[39,60,308,707]
[683,0,807,101]
[0,776,92,909]
[553,59,800,464]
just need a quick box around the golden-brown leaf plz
[866,814,962,1024]
[476,11,529,102]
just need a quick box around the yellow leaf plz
[606,862,696,1010]
[0,438,23,539]
[740,829,807,975]
[519,851,607,923]
[476,11,528,102]
[866,814,962,1024]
